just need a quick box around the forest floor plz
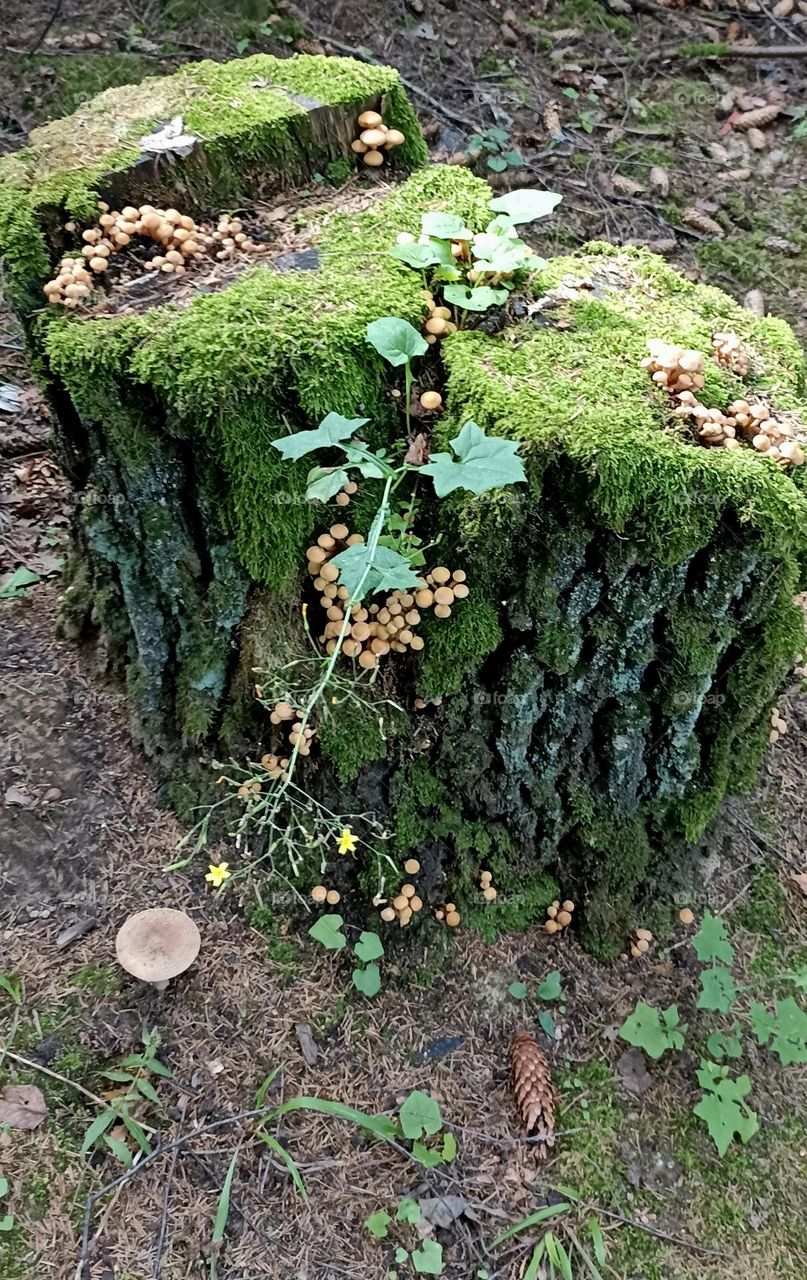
[1,2,807,1279]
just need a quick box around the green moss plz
[734,864,788,934]
[319,694,408,782]
[418,599,503,697]
[247,903,300,972]
[441,245,807,568]
[531,0,634,37]
[70,964,120,995]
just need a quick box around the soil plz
[1,3,807,1279]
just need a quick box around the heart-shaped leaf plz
[399,1090,442,1139]
[352,963,381,997]
[488,189,563,224]
[421,211,473,240]
[354,931,384,962]
[366,318,428,367]
[442,284,509,312]
[308,914,347,951]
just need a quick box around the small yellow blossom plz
[337,826,358,856]
[205,861,231,888]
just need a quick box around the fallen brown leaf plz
[790,871,807,896]
[0,1084,47,1130]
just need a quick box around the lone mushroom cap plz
[115,908,201,985]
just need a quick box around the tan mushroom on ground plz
[115,907,201,991]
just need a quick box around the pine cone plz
[681,208,724,239]
[510,1032,556,1158]
[732,104,781,132]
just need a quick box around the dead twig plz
[591,1203,727,1258]
[309,32,480,130]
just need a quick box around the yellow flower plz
[205,861,231,888]
[337,826,358,856]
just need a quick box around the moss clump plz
[247,903,299,972]
[734,863,788,934]
[418,599,503,698]
[319,695,409,782]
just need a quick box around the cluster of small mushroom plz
[643,340,806,467]
[43,201,261,305]
[380,862,425,927]
[479,869,497,902]
[677,395,807,466]
[267,699,316,757]
[307,526,467,667]
[335,480,358,508]
[641,339,706,396]
[415,286,459,345]
[260,751,290,781]
[311,884,342,906]
[713,330,751,377]
[237,779,262,799]
[435,901,461,928]
[628,927,653,958]
[769,705,788,745]
[351,109,406,168]
[544,898,575,935]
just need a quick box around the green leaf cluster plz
[693,1060,759,1157]
[619,1002,686,1060]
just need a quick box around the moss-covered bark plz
[3,54,806,957]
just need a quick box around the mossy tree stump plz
[3,54,807,957]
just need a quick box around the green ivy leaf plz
[308,914,347,951]
[693,910,734,966]
[412,1140,443,1167]
[538,971,563,1001]
[619,1003,685,1060]
[750,997,807,1065]
[306,465,350,503]
[330,542,422,601]
[399,1090,442,1140]
[420,421,526,498]
[396,1197,421,1223]
[352,963,382,998]
[354,931,384,963]
[0,566,40,600]
[508,981,528,1000]
[365,1209,391,1238]
[487,154,508,172]
[706,1030,742,1061]
[0,1215,14,1233]
[693,1061,758,1157]
[366,318,428,366]
[698,967,738,1014]
[488,189,563,224]
[272,412,368,461]
[412,1239,444,1275]
[421,211,473,239]
[395,1247,409,1264]
[442,283,509,312]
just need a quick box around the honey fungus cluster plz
[306,524,468,669]
[44,201,262,306]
